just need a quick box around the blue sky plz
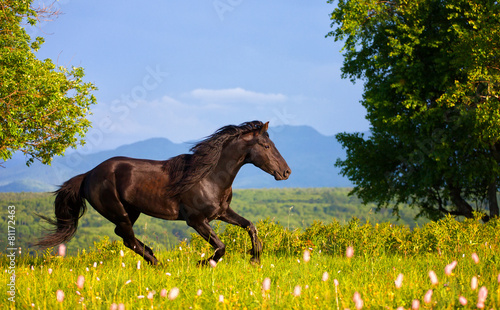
[29,0,368,152]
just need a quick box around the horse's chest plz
[207,192,232,220]
[182,186,232,221]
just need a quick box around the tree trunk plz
[489,143,500,219]
[488,180,499,219]
[448,185,474,218]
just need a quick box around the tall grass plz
[2,215,499,309]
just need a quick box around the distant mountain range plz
[0,125,351,192]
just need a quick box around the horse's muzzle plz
[274,167,291,180]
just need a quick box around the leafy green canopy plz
[328,0,500,220]
[0,0,96,165]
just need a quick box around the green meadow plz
[0,189,428,255]
[2,214,499,309]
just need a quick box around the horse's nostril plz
[284,169,291,178]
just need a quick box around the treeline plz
[0,188,429,255]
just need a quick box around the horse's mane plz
[163,121,265,197]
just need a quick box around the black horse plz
[36,121,291,265]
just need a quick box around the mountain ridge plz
[0,125,350,192]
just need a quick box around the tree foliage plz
[0,0,96,165]
[328,0,500,220]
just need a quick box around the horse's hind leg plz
[114,209,158,265]
[123,209,155,256]
[84,173,157,264]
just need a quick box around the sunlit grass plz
[3,216,500,309]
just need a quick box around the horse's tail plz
[35,173,88,248]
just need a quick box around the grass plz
[3,216,500,309]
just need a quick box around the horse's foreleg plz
[188,219,226,265]
[219,208,262,265]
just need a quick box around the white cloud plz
[190,87,287,104]
[83,86,368,153]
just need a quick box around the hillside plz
[0,188,428,256]
[0,125,351,192]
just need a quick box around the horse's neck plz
[208,140,247,189]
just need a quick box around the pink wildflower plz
[160,288,167,297]
[110,303,118,310]
[58,244,66,257]
[477,286,487,308]
[395,273,403,289]
[218,295,224,302]
[334,279,339,287]
[168,287,180,300]
[293,285,301,297]
[444,261,457,275]
[147,291,154,300]
[56,290,64,303]
[412,299,420,310]
[458,296,467,306]
[209,259,217,268]
[471,252,479,264]
[353,292,363,310]
[428,270,438,285]
[423,289,433,304]
[303,249,311,263]
[346,246,354,258]
[471,276,478,290]
[321,271,329,282]
[262,277,271,292]
[48,268,53,275]
[77,275,85,289]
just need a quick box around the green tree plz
[328,0,500,220]
[0,0,96,166]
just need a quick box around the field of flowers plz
[2,215,500,309]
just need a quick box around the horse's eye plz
[264,145,270,149]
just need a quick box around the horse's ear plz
[260,122,269,133]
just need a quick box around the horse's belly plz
[118,169,181,220]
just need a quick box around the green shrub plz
[188,215,499,260]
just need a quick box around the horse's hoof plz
[148,259,159,266]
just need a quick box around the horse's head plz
[242,122,291,180]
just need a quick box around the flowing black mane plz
[164,121,265,196]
